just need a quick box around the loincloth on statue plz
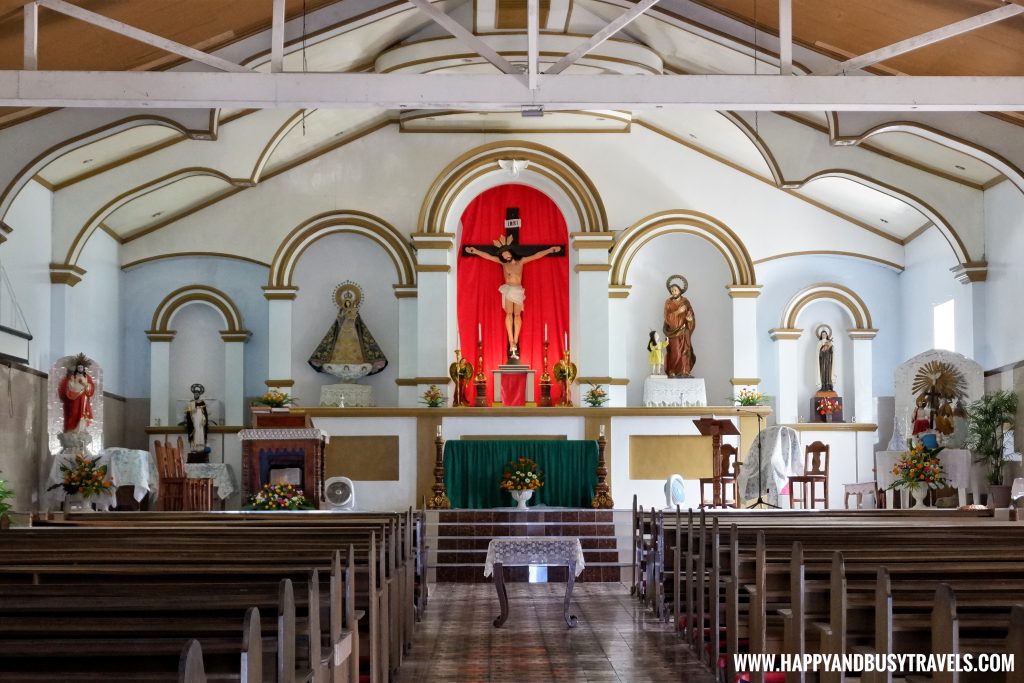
[499,283,526,308]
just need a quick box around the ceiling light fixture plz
[954,164,966,171]
[521,105,544,118]
[879,218,889,224]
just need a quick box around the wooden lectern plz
[694,417,740,509]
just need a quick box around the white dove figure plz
[498,159,530,178]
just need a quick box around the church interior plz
[1,0,1024,680]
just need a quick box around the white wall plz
[794,301,855,422]
[899,227,963,361]
[65,230,123,393]
[290,232,400,408]
[621,232,732,406]
[982,181,1024,370]
[168,304,227,419]
[1,179,52,372]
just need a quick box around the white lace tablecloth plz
[643,377,707,407]
[484,537,585,578]
[185,463,237,500]
[106,448,158,502]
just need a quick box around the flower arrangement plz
[732,389,770,406]
[583,384,609,407]
[247,483,311,510]
[500,457,544,492]
[421,384,445,408]
[46,453,113,498]
[255,390,297,408]
[888,443,947,491]
[816,397,841,416]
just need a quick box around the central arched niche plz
[456,183,569,405]
[621,231,733,407]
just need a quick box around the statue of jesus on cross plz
[463,208,562,361]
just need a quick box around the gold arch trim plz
[62,167,242,270]
[419,140,608,233]
[609,210,756,287]
[269,210,416,291]
[781,282,874,331]
[147,284,249,340]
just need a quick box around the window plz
[933,299,955,351]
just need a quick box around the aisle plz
[397,582,717,682]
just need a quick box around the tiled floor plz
[397,582,717,682]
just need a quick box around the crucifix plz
[462,207,565,361]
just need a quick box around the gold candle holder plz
[474,338,488,407]
[539,339,553,407]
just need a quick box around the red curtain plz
[457,184,569,405]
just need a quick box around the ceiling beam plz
[271,0,285,73]
[546,0,661,75]
[778,0,792,76]
[406,0,518,75]
[820,3,1024,76]
[34,0,252,74]
[0,72,1024,111]
[527,0,539,90]
[23,3,37,71]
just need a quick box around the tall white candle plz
[456,329,461,351]
[478,322,482,342]
[436,425,442,437]
[544,323,548,342]
[564,332,568,348]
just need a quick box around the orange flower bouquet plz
[47,453,112,498]
[889,443,947,491]
[499,457,544,491]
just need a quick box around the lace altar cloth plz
[238,428,327,442]
[484,537,585,578]
[642,377,707,407]
[184,463,237,500]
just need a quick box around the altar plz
[876,448,985,507]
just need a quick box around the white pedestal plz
[642,377,707,407]
[320,384,374,408]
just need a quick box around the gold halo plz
[815,324,833,340]
[665,274,688,295]
[333,281,363,309]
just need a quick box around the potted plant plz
[887,442,947,508]
[965,390,1019,506]
[0,473,13,530]
[420,385,446,408]
[731,389,771,406]
[255,390,298,411]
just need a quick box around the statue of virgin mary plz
[308,282,388,382]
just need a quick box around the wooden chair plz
[154,438,214,512]
[699,443,741,508]
[789,440,830,509]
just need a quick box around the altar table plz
[443,440,598,508]
[876,448,983,508]
[484,537,584,628]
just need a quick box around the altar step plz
[424,509,631,583]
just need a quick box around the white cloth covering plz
[484,537,585,577]
[738,425,802,505]
[498,283,526,308]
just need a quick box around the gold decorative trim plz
[396,377,452,386]
[781,283,874,330]
[576,376,629,386]
[610,209,756,287]
[784,422,878,433]
[145,331,176,342]
[269,209,416,289]
[122,252,272,271]
[416,264,451,273]
[399,109,632,135]
[262,286,299,301]
[419,139,608,234]
[608,290,630,299]
[730,378,762,386]
[950,261,988,284]
[150,284,248,336]
[982,175,1009,190]
[752,250,904,272]
[847,329,879,341]
[49,263,85,286]
[769,328,803,341]
[220,332,251,342]
[574,264,610,272]
[727,285,763,299]
[265,379,295,388]
[48,132,189,192]
[572,236,615,250]
[412,240,456,250]
[31,175,57,191]
[296,405,772,418]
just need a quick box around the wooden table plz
[483,537,585,628]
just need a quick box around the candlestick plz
[456,329,461,352]
[478,322,482,342]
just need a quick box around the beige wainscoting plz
[325,436,400,481]
[629,435,713,480]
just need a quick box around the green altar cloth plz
[443,440,599,509]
